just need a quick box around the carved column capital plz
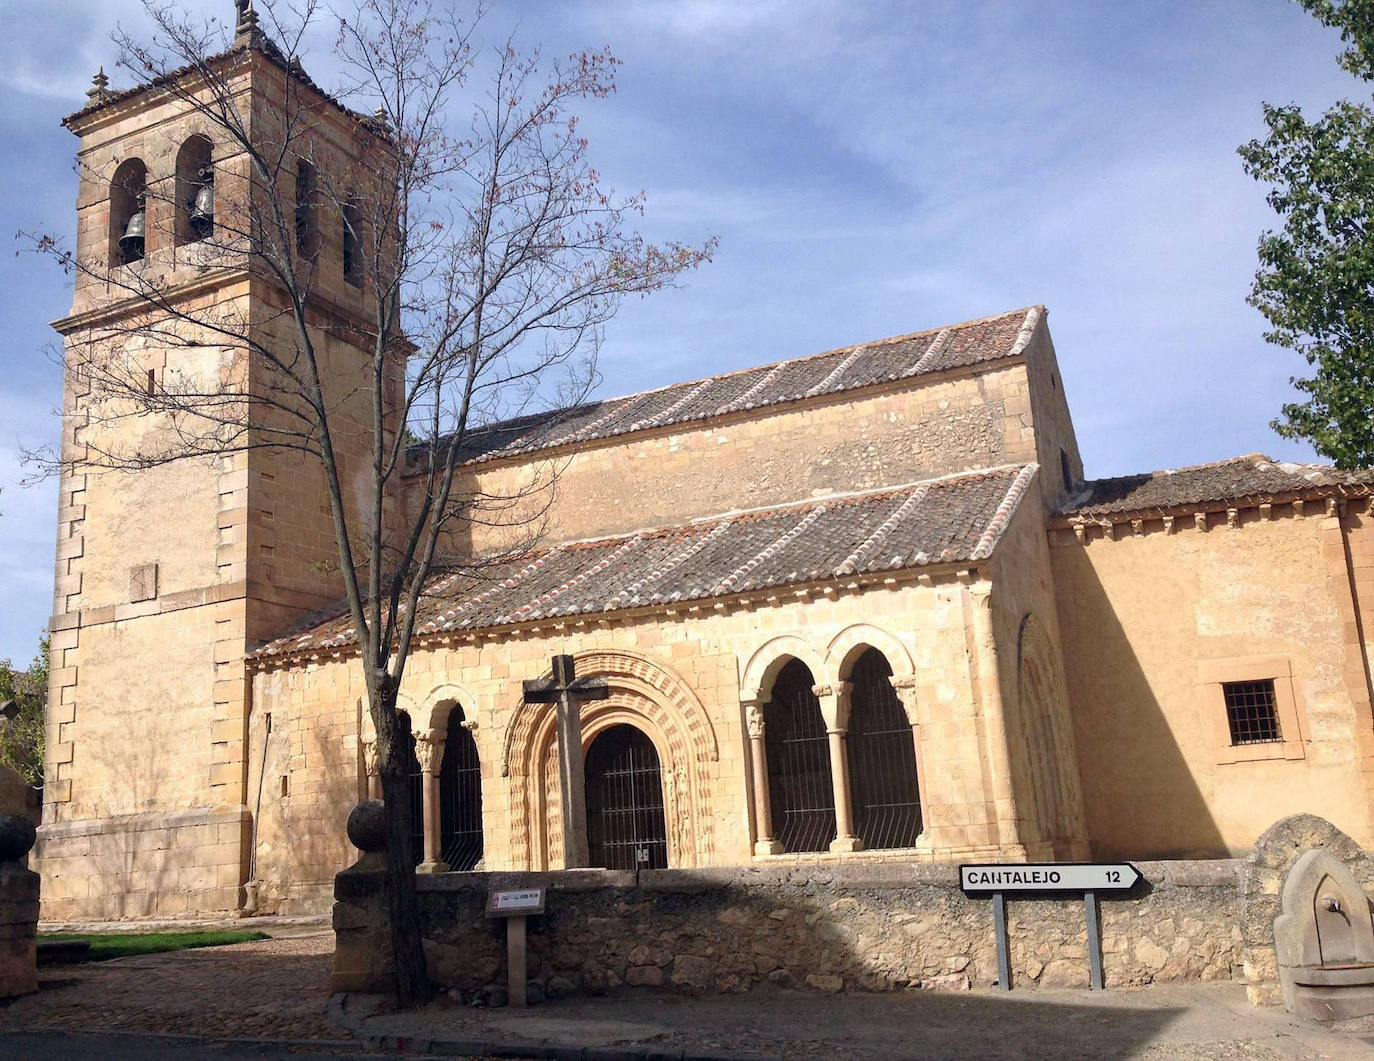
[813,680,853,731]
[415,736,446,774]
[361,737,379,778]
[744,701,765,739]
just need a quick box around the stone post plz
[744,700,782,855]
[331,801,394,993]
[415,732,448,874]
[816,682,862,853]
[0,815,39,999]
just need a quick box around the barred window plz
[1223,679,1281,745]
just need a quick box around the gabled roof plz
[1063,454,1374,518]
[253,463,1039,661]
[440,306,1042,466]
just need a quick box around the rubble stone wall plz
[408,860,1241,999]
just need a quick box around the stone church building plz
[35,21,1374,921]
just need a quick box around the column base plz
[416,860,449,875]
[829,835,864,854]
[754,839,783,856]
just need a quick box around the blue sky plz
[0,0,1360,662]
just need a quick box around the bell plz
[189,182,214,232]
[118,209,146,261]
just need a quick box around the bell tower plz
[38,10,394,920]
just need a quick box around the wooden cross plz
[522,654,609,869]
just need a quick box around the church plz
[35,14,1374,921]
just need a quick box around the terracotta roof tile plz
[437,306,1041,466]
[1063,454,1374,517]
[253,463,1037,660]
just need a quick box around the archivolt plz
[502,649,719,869]
[1016,614,1085,850]
[825,624,915,682]
[740,635,831,702]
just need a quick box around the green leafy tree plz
[0,636,48,791]
[1240,0,1374,467]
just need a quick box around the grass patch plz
[39,930,270,961]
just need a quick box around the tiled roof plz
[254,463,1039,660]
[64,32,369,130]
[1063,454,1374,518]
[440,306,1041,466]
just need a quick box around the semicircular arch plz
[740,635,830,703]
[825,624,915,682]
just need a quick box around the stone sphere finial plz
[0,815,37,863]
[346,800,388,853]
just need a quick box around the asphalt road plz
[0,1030,427,1060]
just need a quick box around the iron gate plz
[585,724,668,870]
[847,648,922,849]
[764,659,836,852]
[439,710,484,871]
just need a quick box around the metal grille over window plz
[439,708,484,871]
[846,648,922,849]
[764,659,836,852]
[585,724,668,870]
[1223,679,1282,745]
[405,730,425,868]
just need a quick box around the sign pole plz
[508,915,527,1008]
[992,891,1011,991]
[1085,891,1104,990]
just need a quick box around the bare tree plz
[27,0,712,1005]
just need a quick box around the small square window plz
[1223,679,1281,745]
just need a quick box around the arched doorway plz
[846,647,922,849]
[585,724,668,870]
[764,658,835,852]
[438,707,484,870]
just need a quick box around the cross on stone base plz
[523,654,609,869]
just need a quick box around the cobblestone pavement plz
[0,929,345,1042]
[350,981,1374,1060]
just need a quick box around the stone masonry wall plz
[407,861,1240,999]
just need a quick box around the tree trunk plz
[375,702,434,1007]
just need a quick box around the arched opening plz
[109,158,148,266]
[1017,615,1085,857]
[398,717,425,868]
[438,706,483,871]
[764,658,834,852]
[846,647,922,849]
[585,723,668,870]
[342,198,364,286]
[175,135,213,245]
[295,160,319,256]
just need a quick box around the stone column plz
[745,700,782,855]
[815,681,862,853]
[361,738,381,801]
[415,731,448,874]
[0,816,39,999]
[967,578,1026,856]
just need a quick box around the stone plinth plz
[331,801,393,993]
[0,815,39,998]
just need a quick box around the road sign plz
[486,888,546,917]
[959,862,1140,894]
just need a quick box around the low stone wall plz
[36,805,249,920]
[398,860,1240,999]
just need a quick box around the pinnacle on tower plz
[86,67,110,104]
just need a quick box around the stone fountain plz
[1274,847,1374,1021]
